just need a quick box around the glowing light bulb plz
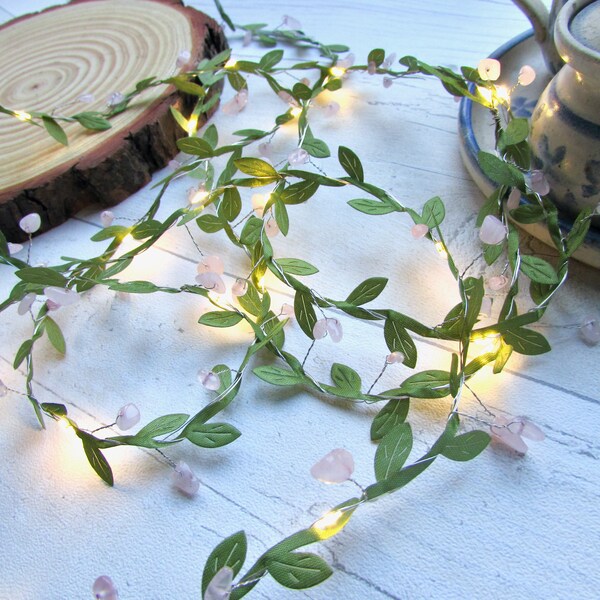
[311,509,349,539]
[257,275,267,292]
[14,110,32,122]
[224,58,237,69]
[186,115,198,135]
[471,332,501,354]
[495,85,510,105]
[58,417,72,431]
[189,187,209,205]
[330,66,346,78]
[434,240,448,258]
[476,86,493,105]
[290,106,302,118]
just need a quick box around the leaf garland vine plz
[0,2,595,598]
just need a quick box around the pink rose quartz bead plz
[0,379,8,398]
[44,287,80,307]
[518,65,536,86]
[100,211,115,228]
[327,318,343,342]
[196,272,226,295]
[478,58,501,81]
[386,351,405,364]
[17,293,36,316]
[115,404,140,431]
[487,275,509,291]
[19,213,41,234]
[265,219,280,238]
[530,170,551,196]
[490,416,529,454]
[310,448,355,484]
[580,316,600,346]
[8,242,23,255]
[231,279,248,297]
[198,255,224,275]
[411,223,429,239]
[198,369,221,391]
[172,460,200,496]
[176,49,191,68]
[507,188,521,210]
[288,148,309,166]
[204,566,234,600]
[280,303,294,318]
[479,215,506,245]
[92,575,118,600]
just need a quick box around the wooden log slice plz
[0,0,227,242]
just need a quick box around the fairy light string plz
[0,5,599,599]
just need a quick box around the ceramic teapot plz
[523,0,600,219]
[512,0,568,72]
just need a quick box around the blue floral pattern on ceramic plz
[511,96,537,118]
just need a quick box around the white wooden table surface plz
[1,1,599,599]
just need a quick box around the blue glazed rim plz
[458,29,600,251]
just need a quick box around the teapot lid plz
[570,0,600,53]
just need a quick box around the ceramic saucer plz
[458,30,600,269]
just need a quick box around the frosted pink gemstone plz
[327,318,343,343]
[198,255,224,275]
[368,61,377,75]
[337,53,355,69]
[243,31,252,46]
[221,89,248,115]
[176,49,191,68]
[198,369,221,391]
[92,575,118,600]
[231,279,248,297]
[518,65,536,86]
[382,52,396,68]
[313,318,328,340]
[479,215,506,245]
[477,58,501,81]
[288,148,309,166]
[517,418,545,441]
[386,351,405,364]
[478,296,493,319]
[106,92,125,107]
[411,223,429,239]
[0,379,8,398]
[530,170,550,196]
[196,272,226,294]
[115,403,140,431]
[100,211,115,228]
[487,275,509,291]
[490,418,528,454]
[17,293,36,316]
[257,142,272,158]
[310,448,355,483]
[7,242,23,255]
[46,299,60,311]
[172,460,200,496]
[44,286,80,307]
[204,566,234,600]
[507,188,521,210]
[300,77,311,87]
[19,213,41,234]
[280,303,294,318]
[383,77,393,88]
[265,219,280,238]
[322,101,340,117]
[579,316,600,345]
[282,14,302,29]
[277,90,297,106]
[77,93,95,103]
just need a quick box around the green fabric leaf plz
[294,290,317,339]
[330,363,361,393]
[519,255,559,284]
[253,365,305,386]
[234,158,280,179]
[42,116,68,146]
[266,552,332,590]
[346,277,387,305]
[370,399,410,441]
[16,267,68,287]
[186,423,241,448]
[275,258,318,276]
[220,188,242,222]
[503,327,551,355]
[384,314,417,368]
[73,111,112,131]
[338,146,364,181]
[259,49,284,70]
[78,431,114,486]
[478,151,524,187]
[421,196,445,227]
[280,180,320,205]
[374,423,413,481]
[201,532,248,595]
[199,311,244,328]
[44,316,66,354]
[441,430,491,461]
[347,198,395,215]
[177,137,214,158]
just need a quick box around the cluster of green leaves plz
[0,3,594,597]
